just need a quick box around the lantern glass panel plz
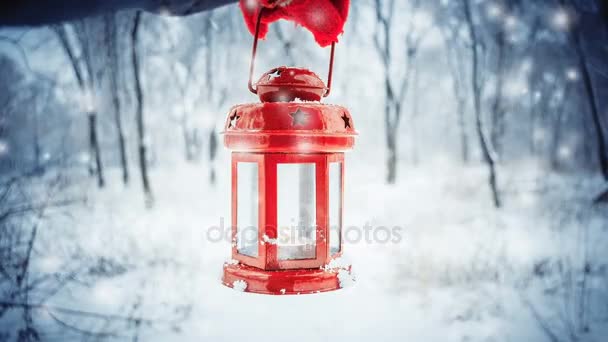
[237,162,259,257]
[329,162,342,255]
[277,163,316,260]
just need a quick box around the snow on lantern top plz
[256,66,327,102]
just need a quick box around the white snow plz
[30,161,606,342]
[262,234,278,245]
[232,280,248,292]
[337,269,355,289]
[322,256,350,271]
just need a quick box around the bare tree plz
[104,13,130,185]
[171,60,201,162]
[274,24,297,66]
[489,14,507,156]
[372,0,427,183]
[203,13,219,184]
[53,24,105,188]
[209,128,218,184]
[441,25,470,164]
[563,1,608,181]
[131,11,153,206]
[549,84,571,170]
[462,0,501,208]
[554,0,608,203]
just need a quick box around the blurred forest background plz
[1,0,608,341]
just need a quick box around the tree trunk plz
[463,0,501,208]
[457,97,469,163]
[442,30,469,163]
[32,109,42,175]
[550,92,568,170]
[181,117,194,162]
[410,65,420,166]
[386,127,397,184]
[105,14,129,185]
[385,87,397,184]
[490,30,506,156]
[131,11,153,206]
[600,0,608,31]
[208,128,217,184]
[88,112,105,188]
[572,27,608,181]
[114,107,129,184]
[373,0,401,184]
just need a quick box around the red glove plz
[239,0,349,47]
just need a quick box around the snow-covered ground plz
[24,155,608,341]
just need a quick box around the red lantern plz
[221,12,356,295]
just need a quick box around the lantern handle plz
[247,7,336,98]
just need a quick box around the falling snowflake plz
[0,140,8,156]
[308,7,326,26]
[486,3,503,20]
[232,280,247,292]
[79,152,91,164]
[504,78,529,98]
[159,6,172,16]
[503,15,518,30]
[558,145,572,160]
[244,0,258,11]
[79,89,95,113]
[551,8,571,31]
[565,68,579,81]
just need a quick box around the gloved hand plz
[239,0,350,47]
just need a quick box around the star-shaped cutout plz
[341,113,351,128]
[228,111,240,128]
[290,108,309,127]
[267,68,282,81]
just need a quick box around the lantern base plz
[222,262,352,295]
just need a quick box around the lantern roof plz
[223,101,356,153]
[256,67,326,102]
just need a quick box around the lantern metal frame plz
[221,8,355,295]
[231,152,345,271]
